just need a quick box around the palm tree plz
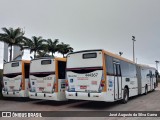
[57,42,73,58]
[0,27,26,61]
[46,39,59,57]
[24,36,47,58]
[37,50,51,57]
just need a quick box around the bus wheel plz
[144,85,148,95]
[121,87,129,104]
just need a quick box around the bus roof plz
[102,50,135,64]
[31,57,66,62]
[137,64,156,70]
[68,49,135,64]
[4,60,30,64]
[67,49,102,55]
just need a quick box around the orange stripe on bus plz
[21,61,25,90]
[102,50,107,92]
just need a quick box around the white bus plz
[29,57,67,101]
[2,60,30,98]
[65,49,157,103]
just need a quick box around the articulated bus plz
[65,49,157,103]
[29,57,67,101]
[2,60,30,97]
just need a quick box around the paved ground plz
[0,84,160,120]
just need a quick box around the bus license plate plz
[10,86,14,89]
[80,86,87,89]
[39,87,44,91]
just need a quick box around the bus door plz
[113,62,122,100]
[137,66,142,95]
[149,70,153,90]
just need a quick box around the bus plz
[2,60,30,98]
[65,49,157,103]
[29,57,67,101]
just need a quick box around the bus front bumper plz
[29,92,60,101]
[2,90,27,97]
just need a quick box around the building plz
[0,42,33,69]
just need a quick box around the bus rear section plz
[2,60,30,97]
[136,65,157,95]
[29,58,67,101]
[65,50,108,101]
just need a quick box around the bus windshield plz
[3,61,22,75]
[67,51,103,68]
[30,59,55,74]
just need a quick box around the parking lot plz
[0,84,160,120]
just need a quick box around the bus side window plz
[121,61,136,78]
[148,70,152,78]
[106,55,114,76]
[150,71,153,78]
[121,60,129,77]
[117,64,121,76]
[152,74,155,78]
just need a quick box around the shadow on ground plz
[33,99,84,107]
[1,97,39,102]
[67,90,157,110]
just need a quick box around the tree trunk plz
[34,51,36,58]
[10,45,12,61]
[52,52,53,57]
[63,54,65,58]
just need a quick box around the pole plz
[155,60,159,72]
[136,58,137,63]
[133,40,135,62]
[132,36,136,63]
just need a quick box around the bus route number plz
[85,73,98,77]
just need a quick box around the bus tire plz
[144,85,148,95]
[121,87,129,104]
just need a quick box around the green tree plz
[0,27,26,61]
[36,50,51,58]
[46,39,59,57]
[24,36,47,58]
[57,42,73,58]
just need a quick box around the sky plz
[0,0,160,69]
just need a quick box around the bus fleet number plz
[85,73,98,77]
